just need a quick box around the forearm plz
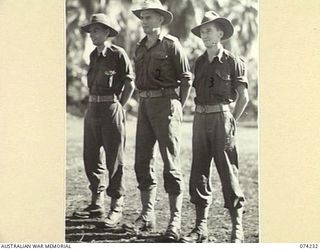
[233,92,249,121]
[120,79,135,106]
[179,78,192,108]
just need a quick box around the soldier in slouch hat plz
[125,0,192,242]
[73,13,135,229]
[181,11,249,243]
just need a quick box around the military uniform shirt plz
[87,44,134,96]
[134,33,192,90]
[193,46,248,105]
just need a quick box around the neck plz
[146,28,161,41]
[206,43,222,57]
[97,41,107,53]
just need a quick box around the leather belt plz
[195,104,230,113]
[88,95,116,103]
[139,88,177,98]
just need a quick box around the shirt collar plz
[97,43,110,57]
[216,45,224,63]
[204,44,225,63]
[158,32,165,41]
[137,32,165,46]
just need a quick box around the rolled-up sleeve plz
[118,49,135,82]
[232,57,248,89]
[171,40,192,82]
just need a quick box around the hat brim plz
[132,8,173,25]
[191,18,234,40]
[81,23,119,37]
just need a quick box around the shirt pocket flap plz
[216,70,231,81]
[134,53,144,62]
[152,52,169,60]
[104,69,116,76]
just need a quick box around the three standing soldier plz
[73,4,250,244]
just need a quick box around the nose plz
[201,32,207,39]
[141,17,147,24]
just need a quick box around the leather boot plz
[229,207,244,243]
[181,205,209,243]
[103,196,124,228]
[164,193,183,241]
[122,189,156,233]
[73,192,105,219]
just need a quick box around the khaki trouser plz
[83,101,126,198]
[189,110,245,209]
[134,95,184,194]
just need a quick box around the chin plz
[143,28,150,34]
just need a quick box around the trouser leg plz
[183,113,212,242]
[101,102,126,227]
[152,97,183,195]
[149,97,183,241]
[130,98,157,231]
[212,111,245,242]
[74,110,106,219]
[134,98,157,192]
[212,111,245,210]
[189,113,213,207]
[83,111,106,195]
[101,101,126,199]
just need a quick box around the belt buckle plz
[198,105,205,113]
[91,95,97,102]
[146,91,151,98]
[161,88,165,96]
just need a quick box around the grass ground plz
[66,113,258,243]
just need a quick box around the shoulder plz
[163,34,179,42]
[222,49,246,65]
[109,44,128,57]
[89,48,97,58]
[222,49,235,60]
[162,34,185,56]
[162,34,181,47]
[195,52,206,66]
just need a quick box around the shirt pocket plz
[150,51,170,82]
[103,68,116,88]
[134,53,144,64]
[211,70,232,99]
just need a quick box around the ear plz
[159,15,165,25]
[218,30,224,39]
[105,28,110,37]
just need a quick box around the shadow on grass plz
[65,216,177,243]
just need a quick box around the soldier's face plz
[140,10,163,34]
[89,24,109,46]
[200,23,223,48]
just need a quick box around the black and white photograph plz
[65,0,258,243]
